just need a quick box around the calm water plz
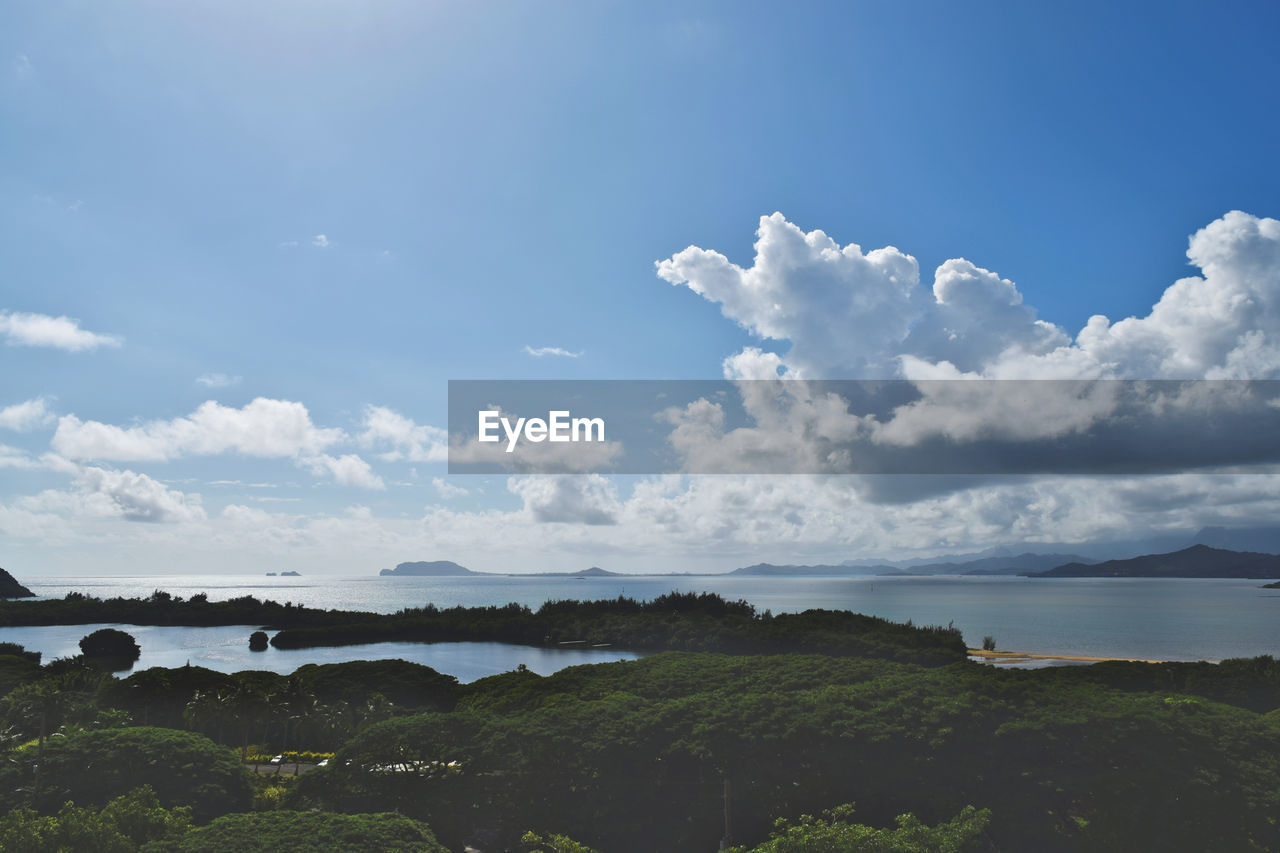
[0,622,640,682]
[7,574,1279,671]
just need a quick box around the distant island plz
[380,560,479,577]
[377,545,1280,580]
[380,561,625,578]
[527,566,622,578]
[0,566,34,599]
[1027,545,1280,579]
[281,570,301,577]
[729,553,1097,577]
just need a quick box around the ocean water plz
[4,574,1278,675]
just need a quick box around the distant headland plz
[0,566,34,598]
[1024,545,1280,579]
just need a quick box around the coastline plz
[969,648,1167,665]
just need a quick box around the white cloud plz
[523,345,583,358]
[657,210,1280,381]
[432,477,469,499]
[0,398,54,432]
[359,406,448,463]
[508,475,621,525]
[0,444,41,469]
[0,311,122,352]
[13,54,31,77]
[303,454,386,490]
[21,463,206,524]
[52,398,345,461]
[312,234,330,248]
[196,373,242,388]
[279,240,299,249]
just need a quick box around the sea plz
[1,574,1276,681]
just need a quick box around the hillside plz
[1029,545,1280,579]
[0,567,34,599]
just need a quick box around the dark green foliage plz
[0,726,253,820]
[140,810,448,852]
[0,785,192,852]
[0,651,43,697]
[0,641,42,664]
[1034,654,1280,712]
[106,666,235,729]
[291,653,1280,852]
[248,631,269,651]
[289,660,459,711]
[79,629,141,666]
[270,593,967,666]
[725,804,990,852]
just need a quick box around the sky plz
[2,0,1280,576]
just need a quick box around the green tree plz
[141,810,448,852]
[0,727,252,820]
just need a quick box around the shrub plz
[79,629,141,667]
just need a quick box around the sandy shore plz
[968,648,1166,664]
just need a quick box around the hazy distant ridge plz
[1029,545,1280,578]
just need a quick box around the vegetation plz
[0,595,1278,850]
[248,631,269,651]
[0,786,192,853]
[79,629,141,668]
[142,810,448,852]
[0,592,968,665]
[725,804,990,853]
[0,727,253,820]
[285,652,1280,851]
[270,592,969,665]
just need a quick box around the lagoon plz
[12,573,1280,665]
[0,622,640,681]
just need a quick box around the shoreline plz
[968,648,1167,664]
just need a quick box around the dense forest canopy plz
[0,593,1276,851]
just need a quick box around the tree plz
[146,810,448,852]
[0,785,192,852]
[79,629,141,668]
[249,631,269,652]
[0,727,253,820]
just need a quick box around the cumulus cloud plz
[52,398,345,461]
[303,453,386,490]
[432,477,469,499]
[196,373,242,388]
[523,345,583,358]
[0,398,54,431]
[658,210,1280,381]
[0,310,122,352]
[312,234,330,248]
[20,463,206,523]
[508,475,621,524]
[360,406,448,463]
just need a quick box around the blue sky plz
[3,1,1280,575]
